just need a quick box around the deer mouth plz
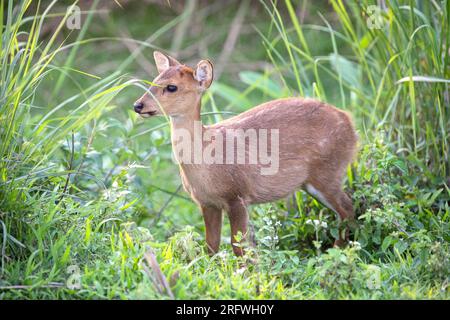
[139,110,157,117]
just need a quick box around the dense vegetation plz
[0,0,448,299]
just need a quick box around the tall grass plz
[261,0,449,182]
[0,0,208,298]
[0,0,129,279]
[0,0,448,299]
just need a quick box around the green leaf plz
[396,75,450,84]
[210,82,252,110]
[381,236,393,252]
[329,53,361,88]
[119,198,138,211]
[330,227,339,240]
[61,245,71,265]
[85,216,92,245]
[394,240,408,255]
[239,71,284,98]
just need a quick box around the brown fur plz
[134,52,358,256]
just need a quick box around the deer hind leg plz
[201,205,223,255]
[305,180,354,247]
[227,198,249,257]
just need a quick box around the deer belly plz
[250,162,309,203]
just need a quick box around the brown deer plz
[133,51,358,256]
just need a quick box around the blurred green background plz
[0,0,448,299]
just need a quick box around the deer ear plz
[194,60,214,90]
[153,51,181,73]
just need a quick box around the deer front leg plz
[227,199,249,257]
[201,205,223,255]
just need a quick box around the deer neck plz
[169,100,204,168]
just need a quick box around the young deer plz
[133,51,358,256]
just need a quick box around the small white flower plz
[235,267,246,275]
[306,219,327,229]
[216,250,228,260]
[349,241,362,250]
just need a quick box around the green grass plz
[0,0,449,299]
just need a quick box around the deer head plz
[133,51,213,118]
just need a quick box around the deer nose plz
[134,102,144,113]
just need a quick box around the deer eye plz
[166,85,178,92]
